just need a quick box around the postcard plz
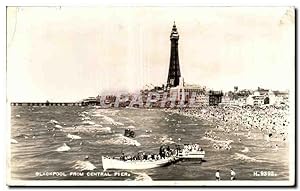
[6,6,295,186]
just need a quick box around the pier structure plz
[10,102,83,106]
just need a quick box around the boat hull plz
[102,156,177,170]
[178,151,205,160]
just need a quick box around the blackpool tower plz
[167,22,181,88]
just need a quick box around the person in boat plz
[167,146,171,152]
[159,146,165,158]
[230,169,236,180]
[151,154,155,160]
[159,145,164,154]
[215,170,220,181]
[157,154,161,160]
[124,129,135,138]
[120,153,125,161]
[143,153,147,160]
[175,144,180,153]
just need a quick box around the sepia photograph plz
[6,6,295,186]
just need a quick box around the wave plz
[159,135,176,144]
[96,109,120,115]
[233,153,264,163]
[79,113,85,117]
[186,123,198,126]
[56,143,71,152]
[92,113,104,117]
[54,124,63,129]
[138,134,151,138]
[133,172,153,181]
[126,106,137,109]
[98,134,141,146]
[72,160,96,171]
[81,116,91,121]
[82,120,95,125]
[114,122,124,126]
[241,147,249,153]
[202,137,233,144]
[63,125,112,134]
[15,134,30,139]
[67,133,82,140]
[11,138,18,144]
[103,116,124,126]
[49,119,59,124]
[97,127,112,133]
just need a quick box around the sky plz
[7,7,295,102]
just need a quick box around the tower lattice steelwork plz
[167,22,181,88]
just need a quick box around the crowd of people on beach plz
[167,104,289,153]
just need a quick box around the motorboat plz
[124,129,135,138]
[177,149,205,160]
[102,156,177,171]
[176,144,205,161]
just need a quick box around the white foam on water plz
[97,127,112,133]
[138,134,151,138]
[54,124,63,129]
[79,113,85,117]
[114,122,124,126]
[49,119,59,124]
[103,116,123,126]
[11,139,18,144]
[72,160,96,171]
[82,116,91,120]
[92,113,104,117]
[63,125,111,134]
[99,134,141,146]
[67,133,82,140]
[56,143,71,152]
[96,109,120,115]
[133,172,153,181]
[103,116,115,124]
[241,147,249,153]
[159,135,176,144]
[82,120,95,125]
[187,123,198,126]
[233,153,264,163]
